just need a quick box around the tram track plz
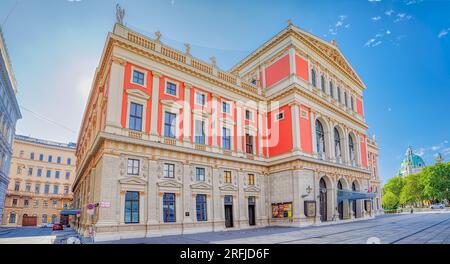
[276,213,434,244]
[389,215,450,244]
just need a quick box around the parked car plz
[52,223,64,231]
[40,223,53,228]
[430,203,445,209]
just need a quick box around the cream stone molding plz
[157,180,183,188]
[160,99,183,109]
[111,56,127,66]
[192,109,211,118]
[190,182,213,190]
[125,88,150,100]
[151,70,163,78]
[220,117,235,126]
[184,82,193,89]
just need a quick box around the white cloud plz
[372,16,382,22]
[438,28,450,38]
[405,0,423,5]
[328,15,350,36]
[442,148,450,156]
[368,0,382,2]
[385,10,395,16]
[386,30,391,35]
[394,13,412,23]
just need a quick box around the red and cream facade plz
[73,23,382,241]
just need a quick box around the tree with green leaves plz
[383,176,404,198]
[382,191,399,210]
[422,162,450,203]
[400,172,425,207]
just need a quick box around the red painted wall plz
[360,134,367,168]
[265,55,290,88]
[121,63,153,133]
[356,98,364,117]
[267,104,292,157]
[299,105,313,153]
[295,55,309,82]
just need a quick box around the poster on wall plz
[304,201,316,217]
[271,202,293,218]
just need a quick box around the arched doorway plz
[319,178,327,222]
[337,181,344,220]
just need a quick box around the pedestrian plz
[410,207,413,214]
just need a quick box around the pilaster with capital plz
[105,58,125,129]
[183,83,192,143]
[150,71,162,136]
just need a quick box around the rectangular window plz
[344,92,348,107]
[64,186,69,195]
[164,112,176,138]
[42,214,47,223]
[65,171,70,180]
[246,134,254,154]
[14,182,19,191]
[337,87,342,102]
[55,171,60,179]
[44,184,50,194]
[163,193,176,223]
[46,170,51,178]
[222,101,231,114]
[194,120,205,145]
[224,171,232,184]
[52,200,58,208]
[67,158,71,165]
[25,183,31,192]
[245,110,253,121]
[39,154,44,161]
[196,167,205,182]
[129,102,143,131]
[351,97,355,111]
[12,199,17,207]
[222,127,231,150]
[37,168,42,177]
[165,81,177,96]
[43,200,48,208]
[33,200,39,208]
[132,70,145,85]
[57,156,61,164]
[195,92,206,106]
[35,184,40,194]
[196,194,207,222]
[28,167,33,176]
[24,199,29,208]
[127,159,140,175]
[163,163,175,178]
[248,174,255,185]
[30,153,34,160]
[53,185,59,194]
[48,155,52,163]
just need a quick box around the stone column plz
[147,159,158,227]
[311,112,317,155]
[290,104,301,152]
[292,169,306,223]
[106,57,126,129]
[328,121,335,161]
[342,126,350,165]
[238,170,246,227]
[182,162,193,228]
[257,104,264,157]
[183,83,192,144]
[212,167,222,231]
[289,48,297,76]
[150,71,162,137]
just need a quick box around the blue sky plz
[1,0,449,184]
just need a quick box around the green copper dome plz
[397,146,426,176]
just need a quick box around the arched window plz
[316,120,325,156]
[337,180,343,190]
[30,152,35,160]
[329,81,334,97]
[334,128,341,160]
[352,182,357,191]
[321,75,326,92]
[311,69,317,87]
[349,134,355,164]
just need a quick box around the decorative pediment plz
[119,176,147,185]
[220,117,235,126]
[192,109,211,118]
[190,182,213,190]
[160,99,183,109]
[292,28,365,89]
[219,184,238,192]
[126,88,150,100]
[157,179,183,188]
[244,185,261,193]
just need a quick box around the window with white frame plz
[129,102,143,131]
[163,163,175,178]
[164,111,177,138]
[245,110,253,121]
[195,91,206,106]
[222,101,231,114]
[246,133,254,154]
[196,167,205,181]
[132,70,145,86]
[165,81,177,96]
[222,127,231,150]
[195,119,206,145]
[127,159,140,175]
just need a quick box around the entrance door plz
[337,181,343,220]
[319,178,327,222]
[224,195,233,228]
[22,215,37,226]
[248,197,256,226]
[225,205,233,228]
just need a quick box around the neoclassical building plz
[0,26,22,222]
[73,20,382,241]
[1,135,76,227]
[397,146,426,177]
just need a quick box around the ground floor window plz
[9,213,16,223]
[196,194,207,221]
[163,193,176,223]
[125,191,140,224]
[42,214,47,223]
[51,214,58,224]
